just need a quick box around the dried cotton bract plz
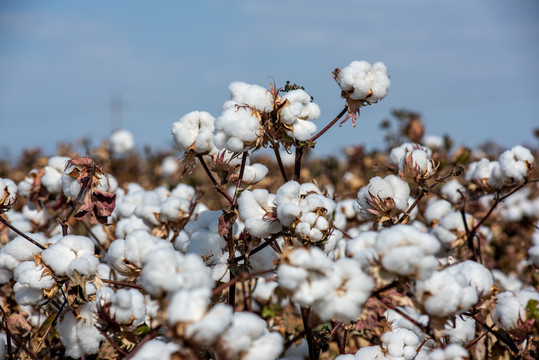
[0,178,17,212]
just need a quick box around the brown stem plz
[33,300,67,354]
[226,230,236,310]
[232,151,248,208]
[310,106,348,142]
[272,145,289,182]
[0,216,45,250]
[101,330,128,357]
[301,306,317,360]
[294,146,304,182]
[101,279,144,291]
[473,315,518,353]
[340,328,348,354]
[196,154,234,204]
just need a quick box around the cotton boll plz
[13,261,56,305]
[228,81,273,112]
[109,129,135,156]
[172,111,216,154]
[493,290,539,330]
[41,235,97,277]
[22,205,50,227]
[390,143,432,165]
[315,257,374,321]
[185,303,234,345]
[423,344,469,360]
[399,149,437,181]
[114,215,150,239]
[414,269,479,318]
[432,211,474,245]
[159,196,191,223]
[381,328,420,360]
[167,287,211,325]
[41,165,64,194]
[357,175,410,222]
[97,287,147,328]
[241,163,269,184]
[141,247,213,297]
[444,260,493,297]
[57,303,105,359]
[130,339,180,360]
[219,312,283,360]
[238,189,282,238]
[492,269,523,292]
[444,315,475,345]
[0,233,48,276]
[375,224,441,279]
[498,145,535,183]
[161,156,180,177]
[424,135,444,149]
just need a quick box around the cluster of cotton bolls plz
[466,145,535,190]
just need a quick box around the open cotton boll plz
[219,312,283,360]
[213,104,263,152]
[357,175,410,222]
[114,215,150,239]
[492,269,523,292]
[0,233,48,277]
[280,89,320,141]
[381,328,420,360]
[228,81,273,112]
[130,339,180,360]
[241,163,268,184]
[106,229,173,275]
[57,303,104,359]
[172,111,215,154]
[444,315,476,345]
[134,204,161,226]
[238,189,282,239]
[375,224,441,279]
[109,129,135,156]
[390,143,432,165]
[421,344,469,360]
[185,303,234,345]
[13,261,56,305]
[399,149,437,181]
[414,269,479,318]
[278,247,334,306]
[41,235,98,276]
[498,145,535,183]
[41,166,64,194]
[314,257,374,321]
[159,195,191,223]
[161,156,180,177]
[141,247,213,297]
[97,287,147,328]
[444,260,493,297]
[167,287,211,325]
[424,135,444,149]
[493,290,539,330]
[336,60,390,103]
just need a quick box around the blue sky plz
[1,0,538,160]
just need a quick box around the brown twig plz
[196,154,234,204]
[310,106,348,142]
[0,216,45,250]
[272,145,289,182]
[101,279,144,291]
[301,306,317,360]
